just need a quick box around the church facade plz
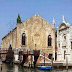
[57,16,72,63]
[1,14,56,60]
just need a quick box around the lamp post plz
[35,44,36,50]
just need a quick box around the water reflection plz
[14,65,18,72]
[0,63,72,72]
[38,70,51,72]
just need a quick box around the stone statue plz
[62,15,65,21]
[52,17,56,27]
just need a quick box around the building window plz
[64,36,66,40]
[48,35,52,46]
[64,51,66,59]
[48,54,52,59]
[59,44,60,47]
[55,51,57,60]
[63,34,66,41]
[22,33,26,45]
[71,42,72,49]
[64,36,66,41]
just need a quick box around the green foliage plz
[17,14,21,24]
[6,44,14,63]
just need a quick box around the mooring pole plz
[51,56,53,70]
[31,55,32,67]
[66,56,68,70]
[44,53,45,66]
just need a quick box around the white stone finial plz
[35,14,39,16]
[52,17,56,27]
[62,15,65,23]
[63,15,64,20]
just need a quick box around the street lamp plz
[35,44,36,50]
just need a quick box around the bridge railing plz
[0,48,36,55]
[0,48,8,53]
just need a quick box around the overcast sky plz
[0,0,72,46]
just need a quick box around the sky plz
[0,0,72,46]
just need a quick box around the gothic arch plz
[22,33,26,45]
[63,34,66,41]
[59,23,66,29]
[48,35,52,46]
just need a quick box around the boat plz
[37,66,51,70]
[37,53,52,70]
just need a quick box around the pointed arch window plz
[22,33,26,45]
[48,35,52,46]
[63,34,66,41]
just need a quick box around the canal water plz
[0,63,72,72]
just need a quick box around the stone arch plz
[59,23,66,29]
[22,33,26,45]
[48,35,52,46]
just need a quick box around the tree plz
[5,44,14,64]
[17,14,21,24]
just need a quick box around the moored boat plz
[37,52,53,70]
[37,66,51,70]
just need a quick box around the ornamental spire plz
[62,15,65,23]
[52,17,56,28]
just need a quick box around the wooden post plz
[31,55,32,67]
[35,44,36,50]
[66,56,68,70]
[51,56,53,70]
[44,53,45,66]
[27,49,28,55]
